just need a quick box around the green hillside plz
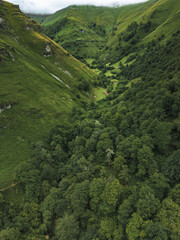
[100,0,180,63]
[0,0,180,239]
[0,0,96,188]
[39,0,180,64]
[41,5,119,60]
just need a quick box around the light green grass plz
[112,61,120,68]
[105,70,114,77]
[93,68,101,74]
[86,58,94,65]
[93,87,106,101]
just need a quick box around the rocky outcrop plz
[44,44,52,57]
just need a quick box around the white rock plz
[46,45,51,52]
[50,73,63,83]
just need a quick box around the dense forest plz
[0,25,179,240]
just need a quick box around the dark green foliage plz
[55,214,79,240]
[77,78,91,91]
[43,17,68,39]
[143,222,168,240]
[88,22,106,37]
[163,150,180,185]
[0,228,20,240]
[136,185,160,219]
[1,31,179,236]
[1,0,180,239]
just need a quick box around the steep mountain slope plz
[0,0,179,239]
[38,0,180,63]
[100,0,180,63]
[41,5,119,60]
[0,0,96,188]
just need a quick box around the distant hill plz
[0,0,179,239]
[0,0,96,188]
[26,13,50,24]
[40,0,180,62]
[41,5,119,60]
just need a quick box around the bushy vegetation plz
[1,16,179,239]
[43,17,69,39]
[0,0,180,239]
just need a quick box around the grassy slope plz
[52,16,104,58]
[38,0,180,63]
[143,0,180,42]
[102,0,180,60]
[0,1,96,188]
[43,5,118,30]
[41,6,119,59]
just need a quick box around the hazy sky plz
[8,0,148,14]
